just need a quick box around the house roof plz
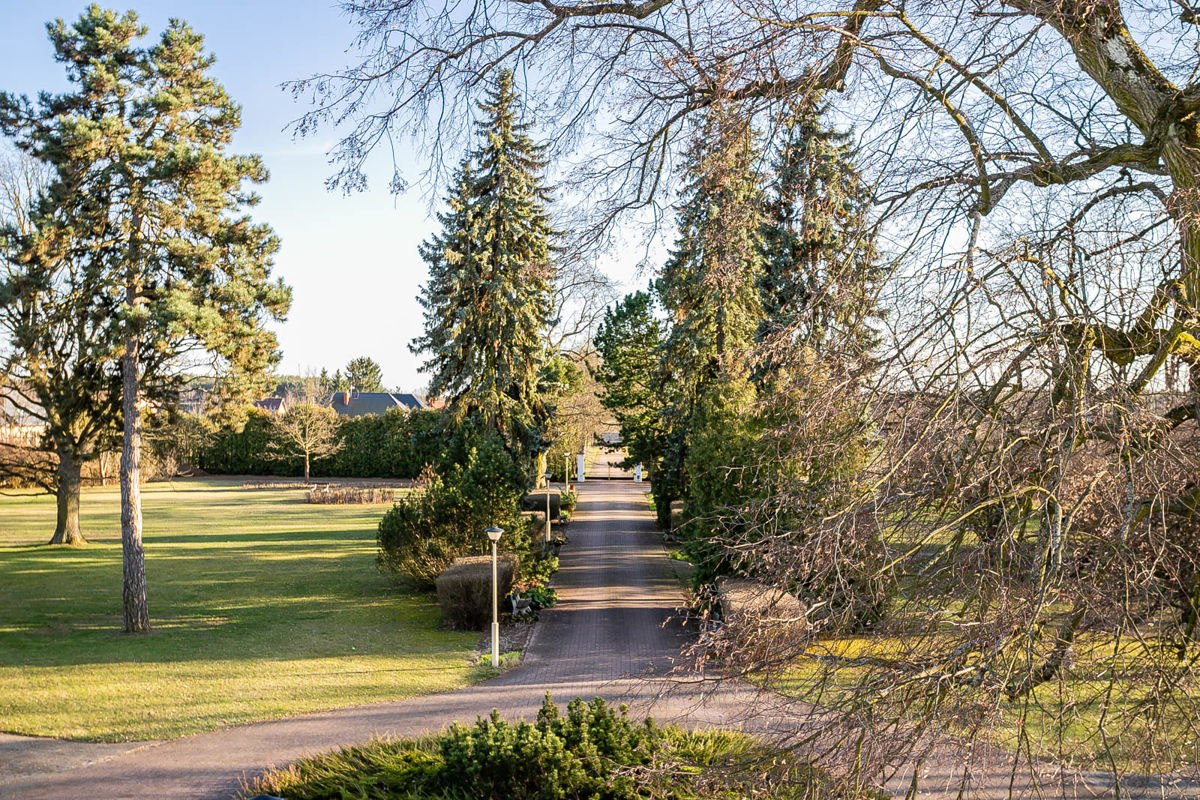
[254,397,286,413]
[328,391,423,418]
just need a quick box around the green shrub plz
[377,432,527,587]
[439,697,659,800]
[244,696,889,800]
[526,585,558,609]
[435,555,517,629]
[560,489,577,511]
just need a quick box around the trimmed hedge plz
[436,555,517,629]
[199,407,445,479]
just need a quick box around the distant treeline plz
[199,408,445,479]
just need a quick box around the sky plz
[0,0,613,392]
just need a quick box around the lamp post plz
[486,526,504,667]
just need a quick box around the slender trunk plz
[304,451,311,483]
[48,443,85,545]
[121,336,149,633]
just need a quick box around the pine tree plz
[1,8,291,632]
[412,70,554,471]
[0,149,122,545]
[758,101,883,363]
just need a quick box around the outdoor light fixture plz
[486,526,504,667]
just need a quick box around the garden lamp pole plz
[486,526,503,667]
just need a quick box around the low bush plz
[435,555,517,630]
[560,488,577,512]
[307,485,398,504]
[522,490,561,520]
[525,585,558,609]
[243,696,888,800]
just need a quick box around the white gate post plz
[634,463,643,483]
[577,452,586,483]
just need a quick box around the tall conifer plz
[1,7,291,632]
[653,107,764,506]
[758,102,883,362]
[413,71,554,470]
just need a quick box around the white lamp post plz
[486,526,504,667]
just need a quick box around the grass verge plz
[0,478,481,741]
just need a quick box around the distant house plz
[253,396,289,415]
[0,391,45,445]
[328,390,426,418]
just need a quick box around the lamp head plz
[485,526,504,543]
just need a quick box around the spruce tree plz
[344,356,385,392]
[412,70,554,472]
[1,7,291,632]
[653,107,765,514]
[758,101,883,363]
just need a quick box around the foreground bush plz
[436,555,517,629]
[243,696,886,800]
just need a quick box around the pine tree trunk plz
[48,443,86,545]
[120,337,149,633]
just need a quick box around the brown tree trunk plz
[120,337,149,633]
[304,451,311,483]
[48,443,86,545]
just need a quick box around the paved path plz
[4,454,1196,799]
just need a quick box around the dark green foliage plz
[377,431,527,587]
[758,100,883,366]
[412,70,554,469]
[244,696,887,800]
[200,408,445,479]
[344,356,386,392]
[594,289,674,526]
[435,555,516,629]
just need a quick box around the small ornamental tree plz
[412,70,555,476]
[1,8,291,632]
[270,402,343,482]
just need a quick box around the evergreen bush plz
[244,696,889,800]
[377,432,527,587]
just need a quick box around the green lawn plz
[0,478,482,742]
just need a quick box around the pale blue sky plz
[0,0,551,392]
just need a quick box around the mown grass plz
[0,478,482,741]
[768,631,1200,771]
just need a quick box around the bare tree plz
[270,375,344,482]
